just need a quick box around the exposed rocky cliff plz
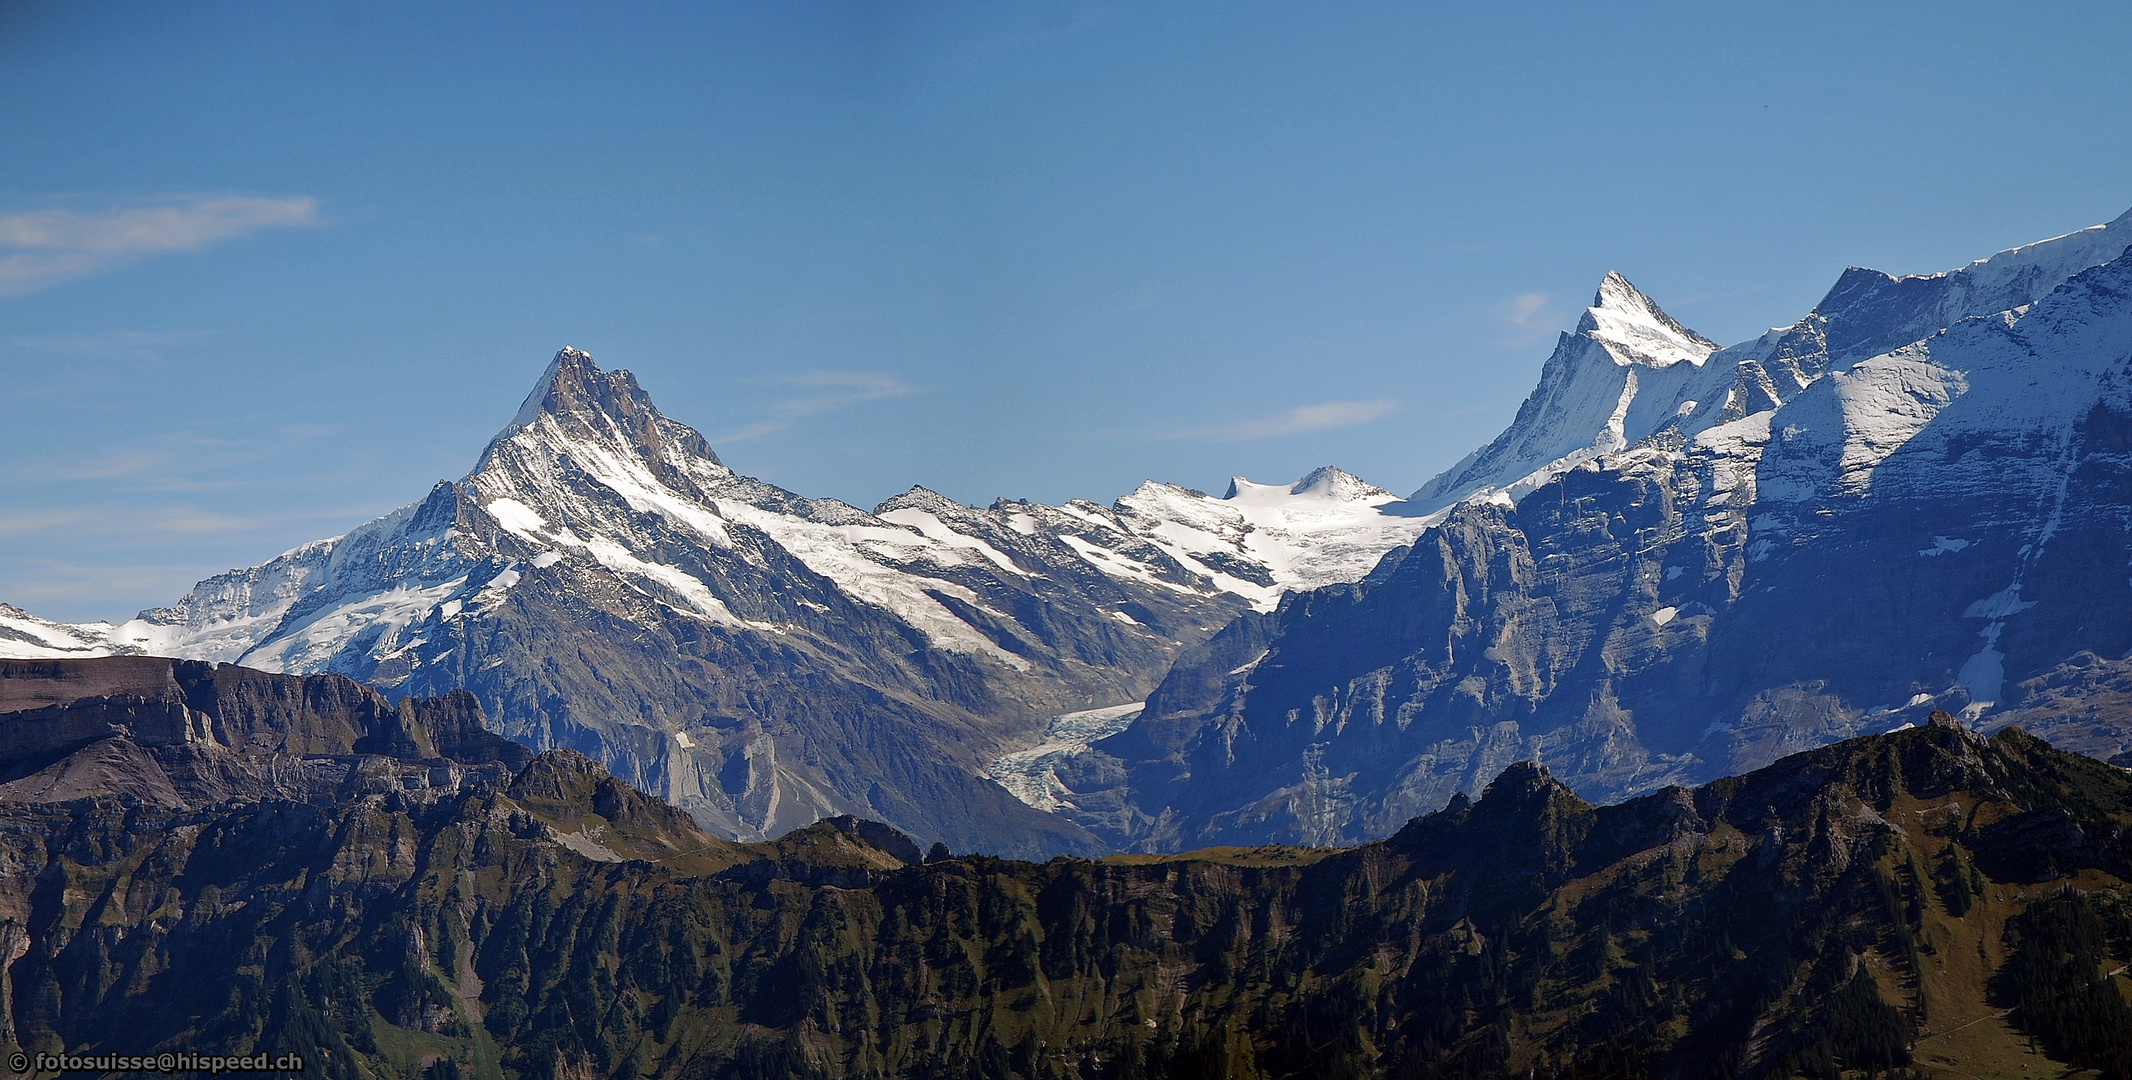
[0,656,530,808]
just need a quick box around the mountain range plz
[1068,206,2132,849]
[7,205,2132,857]
[0,351,1435,855]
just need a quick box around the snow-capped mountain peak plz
[12,351,1441,675]
[1285,465,1397,501]
[485,347,731,490]
[505,349,571,432]
[1,348,1451,848]
[1073,210,2132,852]
[1767,205,2132,377]
[1579,270,1720,369]
[1410,210,2132,516]
[1110,468,1429,608]
[1408,272,1720,511]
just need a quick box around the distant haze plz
[1,2,2128,621]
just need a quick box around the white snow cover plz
[0,604,135,660]
[1105,467,1434,610]
[874,507,1028,576]
[14,207,2128,694]
[1847,206,2132,356]
[1582,270,1720,369]
[1410,272,1722,512]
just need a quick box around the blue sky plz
[4,2,2129,621]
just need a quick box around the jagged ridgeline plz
[3,662,2128,1079]
[16,207,2132,859]
[2,349,1435,857]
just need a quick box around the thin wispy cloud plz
[1169,400,1398,442]
[1504,292,1552,326]
[714,370,914,443]
[60,451,171,482]
[0,559,226,619]
[0,511,90,537]
[11,329,216,362]
[0,505,255,539]
[0,196,318,295]
[156,508,259,534]
[1497,291,1565,347]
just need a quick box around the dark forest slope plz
[2,686,2129,1078]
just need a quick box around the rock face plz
[1076,208,2132,849]
[4,352,1430,855]
[0,656,530,808]
[0,718,2124,1077]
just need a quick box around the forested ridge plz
[2,717,2129,1079]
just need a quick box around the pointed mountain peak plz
[1288,466,1395,501]
[1471,760,1593,822]
[872,485,966,517]
[507,347,645,430]
[1574,271,1717,368]
[487,347,724,474]
[1590,269,1649,310]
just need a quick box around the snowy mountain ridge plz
[0,347,1432,852]
[37,350,1424,675]
[1055,203,2132,850]
[1411,207,2132,515]
[0,603,123,659]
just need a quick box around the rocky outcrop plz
[0,656,530,808]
